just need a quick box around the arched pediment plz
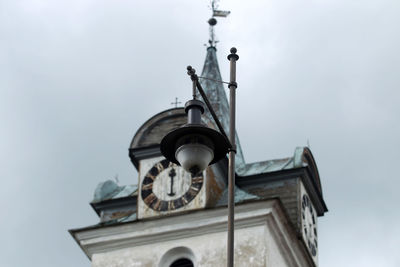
[295,147,323,196]
[130,108,186,149]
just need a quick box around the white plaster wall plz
[264,224,292,267]
[75,201,312,267]
[92,225,273,267]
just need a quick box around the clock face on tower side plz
[301,194,318,257]
[141,159,204,212]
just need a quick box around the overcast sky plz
[1,0,399,266]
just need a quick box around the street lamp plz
[160,47,239,267]
[160,99,230,175]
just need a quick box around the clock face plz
[141,159,203,212]
[301,194,318,257]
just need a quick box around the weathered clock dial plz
[301,194,318,257]
[141,159,203,212]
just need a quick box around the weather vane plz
[207,0,230,47]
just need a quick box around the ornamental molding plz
[71,199,314,266]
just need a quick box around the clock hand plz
[168,168,176,196]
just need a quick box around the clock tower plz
[69,7,328,267]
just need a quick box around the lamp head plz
[175,134,214,175]
[160,100,230,175]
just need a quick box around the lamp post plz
[160,48,239,267]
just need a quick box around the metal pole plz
[227,47,238,267]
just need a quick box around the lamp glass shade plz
[175,143,214,175]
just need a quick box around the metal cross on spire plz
[170,97,181,108]
[207,0,230,47]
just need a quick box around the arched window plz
[170,258,194,267]
[159,247,196,267]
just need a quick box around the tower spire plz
[200,50,245,168]
[207,0,230,47]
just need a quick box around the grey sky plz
[1,0,399,266]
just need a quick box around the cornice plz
[70,199,314,266]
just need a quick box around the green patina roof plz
[92,180,137,204]
[236,147,308,177]
[216,186,260,206]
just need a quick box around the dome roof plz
[130,108,186,149]
[129,108,187,169]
